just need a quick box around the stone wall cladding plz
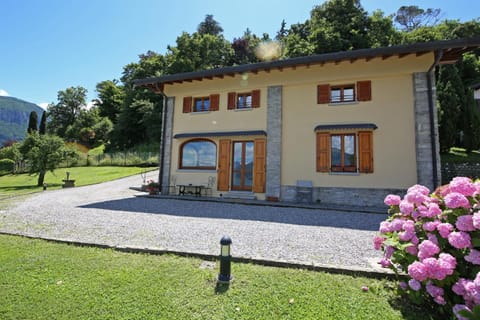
[281,185,406,208]
[413,72,441,190]
[266,85,282,199]
[161,96,175,194]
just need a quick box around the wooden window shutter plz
[210,94,220,111]
[183,96,192,113]
[251,90,261,108]
[227,92,236,110]
[357,81,372,101]
[217,139,231,191]
[316,132,330,172]
[317,84,330,104]
[358,131,373,173]
[253,139,266,193]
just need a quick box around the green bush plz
[0,158,15,175]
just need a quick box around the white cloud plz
[38,103,49,110]
[0,89,9,96]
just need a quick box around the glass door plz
[231,141,254,191]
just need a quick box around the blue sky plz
[1,0,479,108]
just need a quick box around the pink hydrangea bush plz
[374,177,480,319]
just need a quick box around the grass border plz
[0,231,398,280]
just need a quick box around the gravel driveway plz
[0,171,386,273]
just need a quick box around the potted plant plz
[147,180,159,195]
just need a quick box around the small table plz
[178,184,204,197]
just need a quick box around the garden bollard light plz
[43,183,47,191]
[217,235,233,283]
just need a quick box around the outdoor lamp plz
[218,235,232,283]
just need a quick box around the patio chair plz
[204,176,216,196]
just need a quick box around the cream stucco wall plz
[162,53,434,192]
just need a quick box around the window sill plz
[177,169,217,173]
[329,172,360,176]
[234,108,253,112]
[190,111,211,115]
[328,101,359,106]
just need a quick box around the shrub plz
[0,159,15,175]
[374,177,480,319]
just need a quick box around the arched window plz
[180,139,217,169]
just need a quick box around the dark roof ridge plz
[134,36,480,87]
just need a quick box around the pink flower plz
[406,190,427,204]
[453,279,468,296]
[408,279,421,291]
[402,220,415,233]
[475,181,480,196]
[405,245,418,256]
[456,215,475,232]
[465,249,480,265]
[400,200,414,215]
[373,235,385,250]
[453,304,471,320]
[379,258,391,268]
[423,221,439,232]
[399,231,414,242]
[399,282,408,290]
[385,246,395,259]
[418,240,440,260]
[427,233,439,246]
[408,261,428,281]
[449,177,476,197]
[411,235,419,245]
[427,203,442,218]
[379,221,392,233]
[475,272,480,288]
[473,212,480,230]
[448,231,472,249]
[437,223,454,238]
[384,194,401,206]
[445,192,471,209]
[426,282,444,298]
[408,184,430,196]
[439,253,457,271]
[390,218,404,232]
[433,295,446,305]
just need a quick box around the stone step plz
[221,191,257,200]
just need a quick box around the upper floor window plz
[194,97,210,112]
[180,139,217,169]
[237,93,252,109]
[183,94,219,113]
[317,80,371,104]
[330,85,355,103]
[228,90,261,110]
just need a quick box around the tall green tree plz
[394,5,441,31]
[308,0,371,53]
[230,29,262,65]
[39,111,47,135]
[437,65,465,152]
[19,133,68,186]
[197,14,223,36]
[48,86,88,137]
[27,111,38,134]
[94,80,125,123]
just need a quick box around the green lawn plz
[441,147,480,164]
[0,235,435,320]
[0,166,157,197]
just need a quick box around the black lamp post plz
[218,235,232,283]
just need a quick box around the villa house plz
[134,37,480,207]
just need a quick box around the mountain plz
[0,96,45,146]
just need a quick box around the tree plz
[48,86,87,137]
[308,0,371,54]
[437,65,464,152]
[368,10,400,48]
[275,19,288,41]
[27,111,38,134]
[39,111,47,135]
[94,80,125,123]
[197,14,223,36]
[64,107,112,147]
[394,5,441,31]
[19,133,67,186]
[230,29,262,65]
